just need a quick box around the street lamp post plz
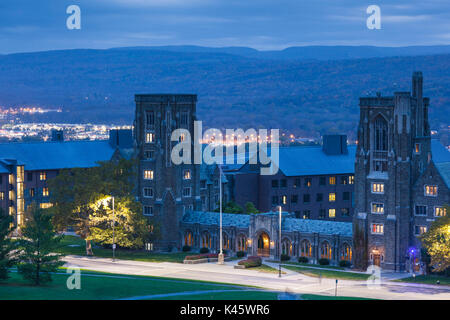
[218,165,224,265]
[278,205,282,278]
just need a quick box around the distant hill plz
[0,46,449,138]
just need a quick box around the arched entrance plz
[257,232,270,257]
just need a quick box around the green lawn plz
[396,275,450,286]
[148,291,280,300]
[284,265,370,281]
[0,270,250,300]
[302,294,374,300]
[251,264,286,274]
[56,235,192,263]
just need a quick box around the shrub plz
[280,254,290,261]
[298,256,309,263]
[236,251,246,258]
[182,245,191,252]
[339,260,352,268]
[185,253,219,261]
[238,256,262,268]
[318,258,330,265]
[199,247,209,254]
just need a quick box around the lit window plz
[40,203,53,209]
[0,192,4,200]
[143,187,153,198]
[143,206,153,216]
[304,178,312,187]
[282,195,287,205]
[329,176,336,185]
[144,170,154,180]
[183,187,191,197]
[371,202,384,214]
[424,185,437,197]
[415,143,421,154]
[435,207,446,217]
[414,225,427,236]
[145,132,155,143]
[183,170,191,180]
[29,188,35,197]
[349,175,354,184]
[328,193,336,202]
[328,208,336,218]
[371,223,384,234]
[40,172,46,181]
[42,187,49,197]
[372,183,384,194]
[415,205,427,216]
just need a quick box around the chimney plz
[412,71,423,100]
[322,134,348,155]
[51,129,64,142]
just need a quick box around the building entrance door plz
[257,232,270,257]
[373,253,381,266]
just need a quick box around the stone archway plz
[257,232,270,257]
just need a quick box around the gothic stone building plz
[180,210,353,265]
[134,94,202,250]
[354,72,450,272]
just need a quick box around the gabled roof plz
[435,162,450,188]
[276,145,357,176]
[0,140,116,171]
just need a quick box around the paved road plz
[63,256,450,300]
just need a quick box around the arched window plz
[341,243,352,261]
[201,232,211,249]
[320,241,332,259]
[281,239,292,256]
[300,239,312,257]
[184,231,193,246]
[237,235,247,251]
[374,116,388,151]
[223,233,230,250]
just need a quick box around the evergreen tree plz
[244,202,259,214]
[0,212,17,281]
[17,207,64,285]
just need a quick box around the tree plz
[0,212,17,281]
[88,196,153,249]
[352,222,368,271]
[48,158,152,255]
[244,202,259,214]
[214,201,244,214]
[17,207,64,285]
[420,209,450,273]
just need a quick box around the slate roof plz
[182,211,353,237]
[182,210,250,228]
[0,140,116,171]
[283,218,353,237]
[276,145,357,176]
[435,162,450,188]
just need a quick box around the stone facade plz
[180,211,353,265]
[134,94,201,250]
[354,72,450,271]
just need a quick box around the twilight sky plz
[1,0,449,54]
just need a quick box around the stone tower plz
[353,72,431,271]
[134,94,201,251]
